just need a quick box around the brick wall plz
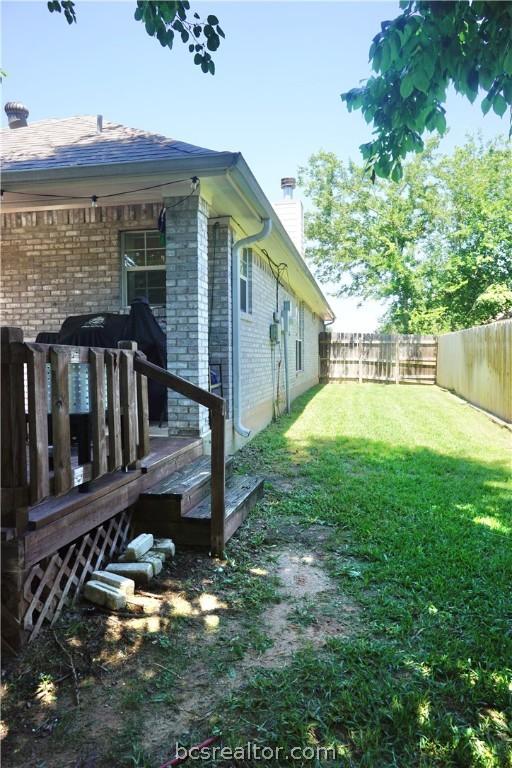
[165,194,210,436]
[238,240,324,431]
[1,203,162,340]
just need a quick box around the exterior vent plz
[5,102,29,129]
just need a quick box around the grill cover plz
[43,299,167,421]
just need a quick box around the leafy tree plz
[46,0,225,74]
[341,1,512,179]
[431,137,512,328]
[299,137,512,332]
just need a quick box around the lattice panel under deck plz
[23,509,133,642]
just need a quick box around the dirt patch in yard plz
[1,521,360,767]
[142,544,359,755]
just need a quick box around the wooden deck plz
[23,437,202,568]
[1,328,264,650]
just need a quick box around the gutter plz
[0,152,239,185]
[232,218,272,437]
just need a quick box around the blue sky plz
[2,1,507,329]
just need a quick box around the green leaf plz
[134,6,143,21]
[391,162,403,182]
[413,66,430,94]
[492,93,508,117]
[217,25,225,39]
[435,111,446,133]
[481,94,493,115]
[400,74,414,99]
[207,14,219,25]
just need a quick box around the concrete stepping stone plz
[105,562,153,586]
[138,553,163,576]
[84,580,127,610]
[91,570,135,596]
[124,533,154,561]
[152,538,176,559]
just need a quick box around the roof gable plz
[0,115,222,172]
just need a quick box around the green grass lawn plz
[227,383,512,767]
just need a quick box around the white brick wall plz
[238,240,324,429]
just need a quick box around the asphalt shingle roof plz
[1,115,223,172]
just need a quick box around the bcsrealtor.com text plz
[172,743,338,762]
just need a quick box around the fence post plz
[357,335,363,384]
[395,338,400,384]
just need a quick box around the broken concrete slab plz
[84,580,127,610]
[105,562,153,586]
[91,570,135,596]
[124,533,154,561]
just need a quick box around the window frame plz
[121,229,166,308]
[296,300,305,372]
[240,247,253,316]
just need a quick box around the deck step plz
[133,474,264,547]
[141,455,234,501]
[184,474,264,542]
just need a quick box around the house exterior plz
[1,105,334,450]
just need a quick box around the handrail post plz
[118,341,138,468]
[209,402,226,557]
[1,326,28,532]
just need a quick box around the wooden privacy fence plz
[437,320,512,423]
[319,332,437,384]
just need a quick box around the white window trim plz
[240,247,253,316]
[121,229,166,308]
[296,300,305,373]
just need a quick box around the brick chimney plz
[5,102,29,128]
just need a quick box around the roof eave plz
[1,151,239,184]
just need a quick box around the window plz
[122,230,166,306]
[240,247,253,314]
[296,301,304,372]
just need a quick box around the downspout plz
[232,218,272,437]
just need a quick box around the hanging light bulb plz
[191,176,199,191]
[91,195,98,207]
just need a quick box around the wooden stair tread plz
[141,455,234,500]
[139,436,203,474]
[183,474,263,521]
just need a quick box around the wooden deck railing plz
[1,326,227,557]
[133,354,226,556]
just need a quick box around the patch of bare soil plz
[143,546,360,754]
[2,529,361,767]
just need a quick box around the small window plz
[122,230,166,306]
[296,301,304,372]
[240,247,253,314]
